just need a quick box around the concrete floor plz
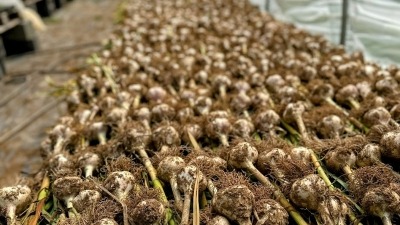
[0,0,122,186]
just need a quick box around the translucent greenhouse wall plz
[250,0,400,66]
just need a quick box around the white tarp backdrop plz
[250,0,400,66]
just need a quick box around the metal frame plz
[264,0,350,46]
[264,0,270,11]
[340,0,349,45]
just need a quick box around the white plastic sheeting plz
[269,0,346,45]
[0,0,25,10]
[249,0,400,65]
[249,0,345,44]
[350,0,400,65]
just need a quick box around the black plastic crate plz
[54,0,68,9]
[2,21,38,56]
[0,6,20,34]
[0,38,6,78]
[36,0,56,17]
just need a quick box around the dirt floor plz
[0,0,122,186]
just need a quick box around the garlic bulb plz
[212,185,254,225]
[130,199,166,225]
[0,185,31,225]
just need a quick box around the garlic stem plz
[348,98,360,110]
[389,119,400,128]
[242,43,247,54]
[133,95,141,109]
[219,86,227,101]
[349,117,369,133]
[325,98,349,116]
[381,212,392,225]
[64,196,78,218]
[89,106,98,121]
[160,145,170,153]
[207,180,218,196]
[256,218,268,225]
[102,65,118,94]
[137,148,177,225]
[310,151,363,225]
[85,165,95,178]
[268,129,276,138]
[243,161,308,225]
[219,134,229,147]
[309,150,333,189]
[334,132,340,139]
[170,176,183,211]
[187,130,201,152]
[122,184,133,201]
[98,132,107,145]
[268,98,275,109]
[343,165,353,178]
[6,205,16,225]
[243,110,250,120]
[294,114,308,140]
[137,147,167,202]
[180,192,191,225]
[89,178,129,225]
[54,137,64,154]
[261,87,275,109]
[142,120,151,132]
[281,120,300,136]
[200,192,207,208]
[241,220,252,225]
[65,196,74,209]
[325,97,370,134]
[168,85,178,97]
[193,172,200,225]
[178,78,186,90]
